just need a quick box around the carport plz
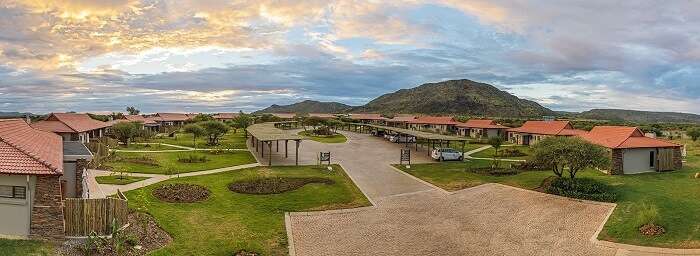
[344,123,470,159]
[246,122,304,166]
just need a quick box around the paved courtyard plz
[267,131,621,256]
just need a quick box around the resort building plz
[149,113,191,127]
[407,116,459,134]
[385,115,416,129]
[349,113,388,124]
[0,119,92,239]
[506,120,586,145]
[213,113,240,122]
[456,119,509,139]
[579,126,682,174]
[30,113,110,144]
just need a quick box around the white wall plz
[62,162,77,198]
[623,148,656,174]
[0,175,35,238]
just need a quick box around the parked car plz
[431,147,463,161]
[390,135,416,143]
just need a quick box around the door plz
[657,148,675,171]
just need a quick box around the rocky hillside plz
[351,79,555,117]
[577,109,700,123]
[255,100,354,114]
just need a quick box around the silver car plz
[431,147,463,161]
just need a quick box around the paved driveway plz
[269,131,620,256]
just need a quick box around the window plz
[649,151,655,167]
[0,185,26,199]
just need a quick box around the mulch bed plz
[234,250,260,256]
[228,177,335,195]
[639,223,666,236]
[153,183,210,203]
[60,211,172,256]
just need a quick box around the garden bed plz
[153,183,211,203]
[228,177,335,194]
[103,151,256,174]
[298,130,347,143]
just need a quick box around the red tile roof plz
[269,113,296,119]
[213,113,240,120]
[155,113,191,122]
[0,119,63,175]
[456,119,509,129]
[350,113,387,120]
[407,116,458,125]
[558,129,588,136]
[308,113,336,119]
[124,115,157,124]
[386,116,416,122]
[507,120,573,135]
[579,126,680,149]
[31,113,110,133]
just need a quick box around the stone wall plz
[610,149,624,175]
[75,159,87,198]
[30,175,64,240]
[673,147,683,170]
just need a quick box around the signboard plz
[319,152,331,165]
[400,149,410,165]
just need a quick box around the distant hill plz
[255,100,354,114]
[0,112,31,118]
[351,79,555,117]
[577,109,700,123]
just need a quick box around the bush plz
[122,155,159,166]
[177,154,209,163]
[466,166,521,176]
[228,177,335,194]
[543,177,617,202]
[498,148,527,157]
[633,202,660,228]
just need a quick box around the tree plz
[191,114,213,123]
[200,121,230,145]
[110,122,141,146]
[183,124,205,149]
[294,113,310,130]
[325,119,342,132]
[126,106,140,115]
[531,137,573,177]
[487,137,504,169]
[303,116,325,130]
[563,138,610,179]
[231,114,254,134]
[687,128,700,141]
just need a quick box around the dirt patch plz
[234,250,260,256]
[228,177,335,194]
[60,211,172,256]
[639,223,666,237]
[153,183,210,203]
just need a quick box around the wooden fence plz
[64,196,128,237]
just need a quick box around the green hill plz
[255,100,354,114]
[351,79,555,117]
[577,109,700,123]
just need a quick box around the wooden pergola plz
[246,122,304,166]
[343,122,470,159]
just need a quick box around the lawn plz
[0,239,55,256]
[153,130,248,149]
[396,140,700,248]
[298,131,347,143]
[95,175,149,185]
[124,165,370,256]
[115,143,184,151]
[470,145,533,160]
[104,150,256,174]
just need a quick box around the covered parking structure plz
[246,122,304,166]
[343,123,470,159]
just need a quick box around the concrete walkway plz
[86,163,260,198]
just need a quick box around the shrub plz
[632,202,660,228]
[544,177,617,202]
[498,148,527,157]
[228,177,335,194]
[177,154,209,163]
[123,155,159,166]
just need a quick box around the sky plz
[1,1,699,114]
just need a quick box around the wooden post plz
[268,141,272,166]
[276,140,279,152]
[295,140,300,166]
[285,140,289,158]
[261,140,264,158]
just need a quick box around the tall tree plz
[183,124,205,149]
[488,137,504,169]
[231,114,253,134]
[687,128,700,141]
[531,136,609,179]
[110,122,141,146]
[126,106,140,115]
[200,121,230,145]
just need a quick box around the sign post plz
[319,152,331,166]
[400,149,411,167]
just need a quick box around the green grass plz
[154,129,248,149]
[0,239,55,256]
[125,165,370,256]
[470,145,533,160]
[95,175,149,185]
[397,139,700,248]
[116,143,183,151]
[104,150,256,174]
[298,131,347,143]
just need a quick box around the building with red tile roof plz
[349,113,387,124]
[506,120,586,145]
[578,126,682,174]
[385,115,416,129]
[31,113,110,143]
[213,113,240,121]
[149,113,191,127]
[456,119,509,139]
[308,113,337,119]
[407,116,459,133]
[0,119,93,238]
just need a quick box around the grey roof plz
[247,123,303,141]
[358,123,469,141]
[63,141,93,156]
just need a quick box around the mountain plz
[577,109,700,123]
[0,112,32,118]
[255,100,354,114]
[351,79,555,117]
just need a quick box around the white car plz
[431,148,463,161]
[390,135,416,143]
